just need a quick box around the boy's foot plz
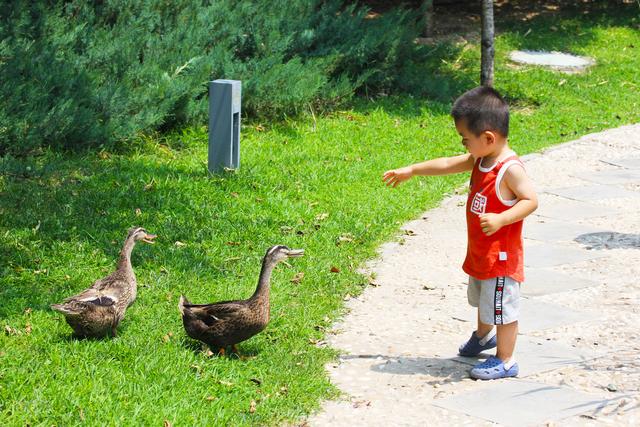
[470,356,519,380]
[458,330,497,357]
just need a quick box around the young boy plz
[382,86,538,380]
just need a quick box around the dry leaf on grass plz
[290,272,304,284]
[337,233,354,245]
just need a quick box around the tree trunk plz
[480,0,494,86]
[423,0,434,37]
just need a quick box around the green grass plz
[1,4,639,426]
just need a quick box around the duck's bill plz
[142,233,157,244]
[286,249,304,257]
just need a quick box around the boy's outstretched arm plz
[479,165,538,236]
[383,153,474,188]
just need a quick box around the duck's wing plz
[63,286,119,307]
[52,287,118,315]
[182,300,250,326]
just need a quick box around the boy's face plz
[455,120,495,158]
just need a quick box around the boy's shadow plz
[340,354,470,385]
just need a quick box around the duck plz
[51,227,157,338]
[178,245,304,355]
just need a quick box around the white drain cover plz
[509,50,594,71]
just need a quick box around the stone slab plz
[452,336,607,377]
[573,169,640,185]
[533,198,617,221]
[525,243,607,268]
[432,380,610,427]
[546,184,640,201]
[452,299,596,334]
[602,158,640,170]
[523,219,604,243]
[522,268,600,296]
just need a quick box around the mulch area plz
[361,0,636,38]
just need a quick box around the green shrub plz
[0,0,423,154]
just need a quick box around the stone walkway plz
[309,125,640,426]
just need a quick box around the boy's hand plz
[479,213,505,236]
[382,167,413,187]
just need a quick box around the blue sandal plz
[470,356,519,380]
[458,331,497,357]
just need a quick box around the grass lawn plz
[1,4,639,426]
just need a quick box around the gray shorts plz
[467,276,521,325]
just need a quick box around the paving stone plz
[452,336,607,377]
[525,242,607,268]
[545,184,640,201]
[602,158,640,170]
[432,379,611,427]
[573,168,640,185]
[524,219,605,243]
[452,299,596,334]
[533,198,616,221]
[522,268,600,296]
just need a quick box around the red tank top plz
[462,154,525,282]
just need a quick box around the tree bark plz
[480,0,495,86]
[423,0,434,37]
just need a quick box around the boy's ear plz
[483,130,497,145]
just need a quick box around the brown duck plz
[178,245,304,354]
[51,227,157,338]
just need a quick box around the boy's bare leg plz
[496,321,518,361]
[476,309,493,339]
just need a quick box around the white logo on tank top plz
[470,192,487,215]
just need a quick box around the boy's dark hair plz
[451,86,509,137]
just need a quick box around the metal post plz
[209,79,241,174]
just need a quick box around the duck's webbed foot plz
[217,347,226,356]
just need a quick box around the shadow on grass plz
[351,0,638,119]
[498,0,639,53]
[57,331,116,342]
[0,154,251,318]
[179,335,262,360]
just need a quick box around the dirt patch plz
[362,0,638,42]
